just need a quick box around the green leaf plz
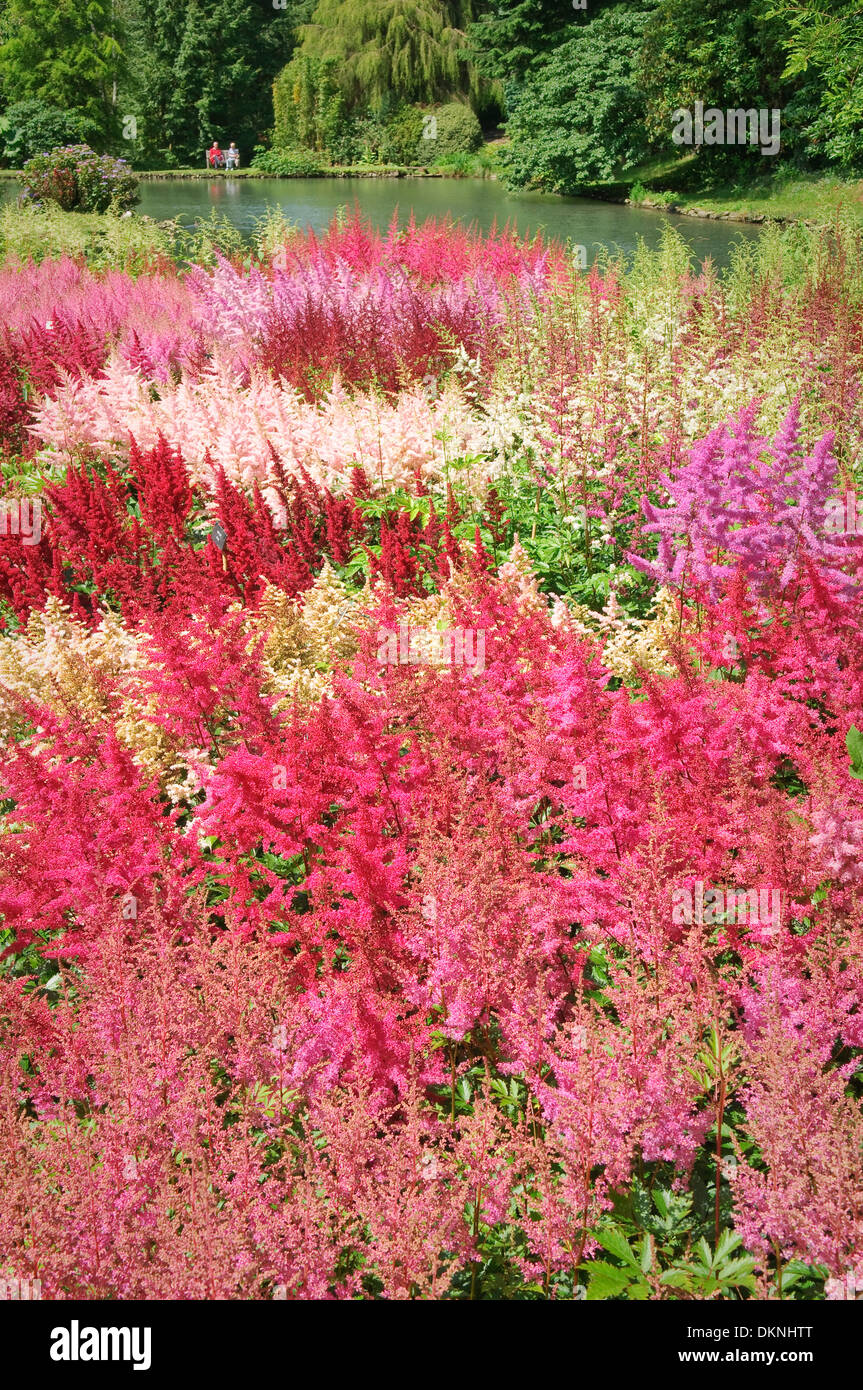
[595,1227,640,1269]
[847,725,863,778]
[585,1261,632,1300]
[627,1279,651,1300]
[714,1229,743,1264]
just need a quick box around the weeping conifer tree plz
[274,0,487,147]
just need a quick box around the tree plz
[468,0,578,86]
[120,0,303,166]
[273,54,348,153]
[0,99,96,167]
[0,0,125,148]
[638,0,789,147]
[760,0,863,171]
[500,4,656,193]
[282,0,483,114]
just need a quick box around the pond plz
[2,175,762,267]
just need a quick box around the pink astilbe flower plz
[733,1019,863,1276]
[809,806,863,886]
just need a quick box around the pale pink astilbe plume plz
[538,964,712,1199]
[32,356,493,495]
[186,256,274,368]
[31,356,157,457]
[809,806,863,886]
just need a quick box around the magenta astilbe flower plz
[629,400,854,600]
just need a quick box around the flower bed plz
[0,213,862,1301]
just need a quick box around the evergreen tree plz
[122,0,303,166]
[468,0,577,85]
[0,0,125,147]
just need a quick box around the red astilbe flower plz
[0,710,200,957]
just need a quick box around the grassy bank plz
[0,159,500,183]
[619,159,863,226]
[632,174,863,226]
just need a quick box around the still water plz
[137,176,759,266]
[1,175,761,267]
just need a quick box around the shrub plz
[20,146,139,214]
[381,105,425,165]
[419,103,483,162]
[0,100,95,169]
[250,148,325,177]
[272,55,348,157]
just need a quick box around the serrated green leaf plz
[715,1229,742,1263]
[847,726,863,777]
[595,1227,640,1268]
[585,1261,632,1300]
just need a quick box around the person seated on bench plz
[225,143,240,170]
[207,142,225,168]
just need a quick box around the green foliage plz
[120,0,300,168]
[500,5,655,193]
[764,0,863,172]
[427,145,499,177]
[382,104,426,164]
[250,146,325,176]
[847,725,863,781]
[0,0,125,148]
[0,99,96,168]
[21,146,139,213]
[273,53,350,155]
[273,38,481,167]
[467,0,576,86]
[638,0,789,157]
[0,202,169,272]
[299,0,478,106]
[420,101,482,159]
[583,1196,757,1299]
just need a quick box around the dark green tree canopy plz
[123,0,301,166]
[500,3,657,192]
[0,0,125,146]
